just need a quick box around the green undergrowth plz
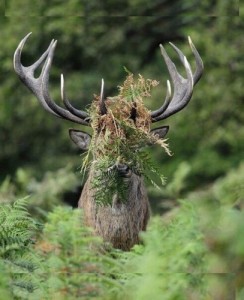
[0,164,243,299]
[0,199,124,299]
[0,197,42,299]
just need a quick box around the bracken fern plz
[0,197,42,299]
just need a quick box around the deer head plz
[14,33,203,250]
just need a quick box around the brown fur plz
[78,167,150,251]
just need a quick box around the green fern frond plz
[82,72,169,205]
[0,197,43,298]
[0,197,39,256]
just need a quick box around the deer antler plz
[99,78,107,115]
[14,34,203,126]
[151,37,203,122]
[14,32,91,125]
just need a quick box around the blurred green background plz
[0,0,243,212]
[0,1,243,299]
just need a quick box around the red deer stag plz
[14,33,203,250]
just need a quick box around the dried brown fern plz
[83,73,170,204]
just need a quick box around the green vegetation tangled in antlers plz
[82,73,171,205]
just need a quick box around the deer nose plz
[117,164,131,178]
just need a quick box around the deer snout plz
[117,164,132,178]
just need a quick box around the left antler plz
[151,37,203,122]
[14,32,92,125]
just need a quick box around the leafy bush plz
[0,166,80,217]
[0,198,123,299]
[0,197,42,299]
[35,206,123,299]
[1,166,243,299]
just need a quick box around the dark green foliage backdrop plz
[1,5,243,186]
[0,0,243,232]
[0,1,243,299]
[1,10,243,204]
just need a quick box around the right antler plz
[151,37,203,122]
[13,32,95,126]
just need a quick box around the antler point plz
[100,78,104,99]
[61,73,64,84]
[188,36,194,49]
[167,80,172,96]
[61,75,64,100]
[159,44,167,56]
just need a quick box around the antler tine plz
[169,38,203,85]
[41,42,89,125]
[61,74,91,122]
[188,36,204,84]
[14,33,90,126]
[151,43,189,120]
[153,52,193,121]
[150,80,172,118]
[99,78,107,115]
[151,38,202,122]
[14,33,59,115]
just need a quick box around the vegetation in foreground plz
[0,163,243,299]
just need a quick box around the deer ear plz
[69,129,91,151]
[150,125,169,139]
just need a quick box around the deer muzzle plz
[117,164,132,178]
